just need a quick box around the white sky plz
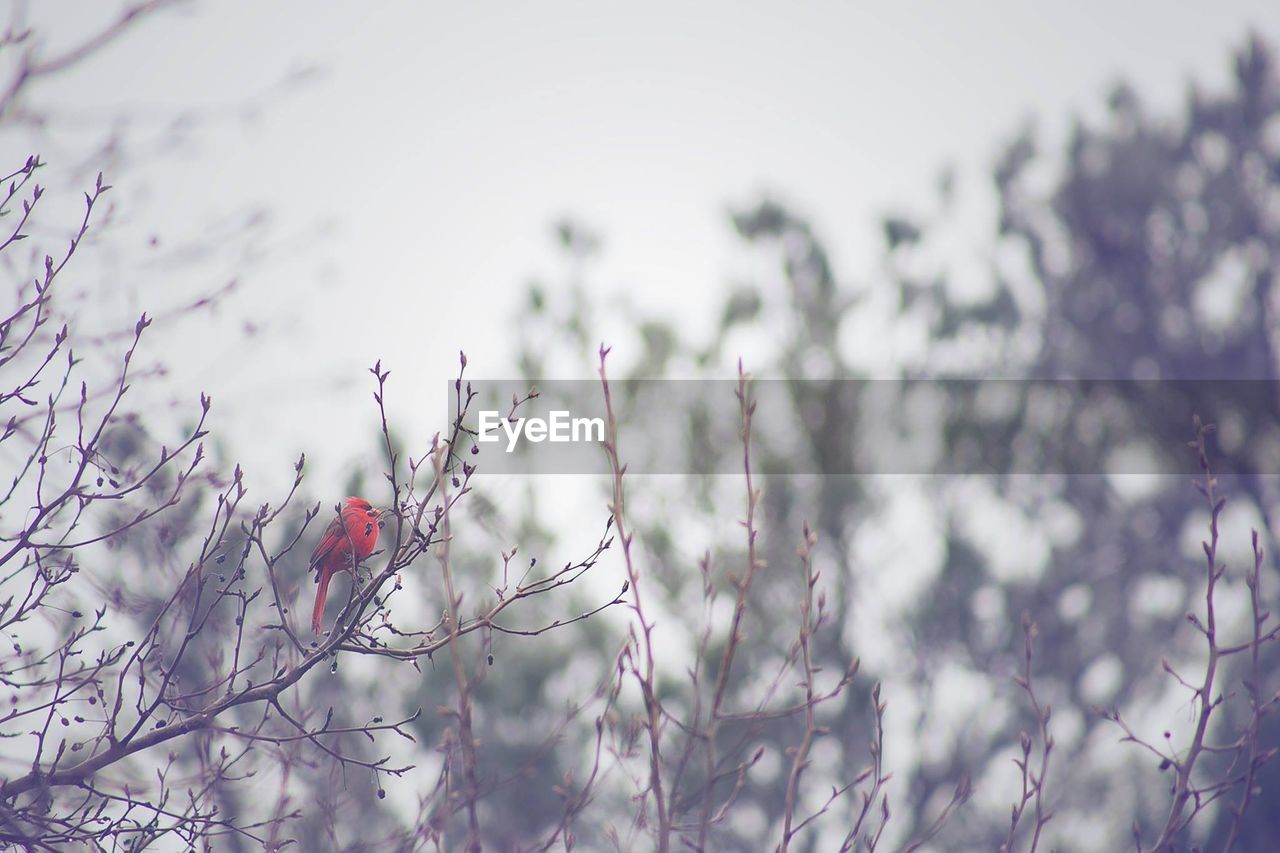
[8,0,1280,488]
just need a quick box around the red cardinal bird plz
[310,496,384,634]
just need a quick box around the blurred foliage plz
[472,31,1280,851]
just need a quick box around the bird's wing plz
[309,515,347,573]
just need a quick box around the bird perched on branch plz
[310,496,385,634]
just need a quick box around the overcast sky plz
[8,0,1280,487]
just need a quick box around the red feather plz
[310,496,382,634]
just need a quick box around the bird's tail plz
[312,567,333,634]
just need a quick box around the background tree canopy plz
[498,31,1280,851]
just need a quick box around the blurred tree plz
[498,31,1280,852]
